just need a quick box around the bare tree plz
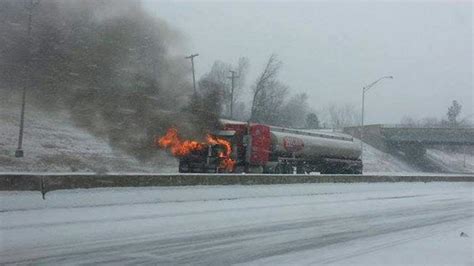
[251,80,288,125]
[232,101,250,121]
[447,100,462,127]
[400,116,419,127]
[305,112,320,129]
[420,117,441,128]
[198,58,249,118]
[325,103,359,129]
[280,93,309,128]
[250,54,284,123]
[189,77,223,134]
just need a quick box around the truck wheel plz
[296,166,305,174]
[274,165,283,174]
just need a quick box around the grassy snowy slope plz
[426,148,474,174]
[0,98,176,173]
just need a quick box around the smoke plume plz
[0,0,218,161]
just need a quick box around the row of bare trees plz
[400,100,471,128]
[196,54,361,129]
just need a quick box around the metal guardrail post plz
[40,176,46,200]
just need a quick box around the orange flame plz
[156,128,203,157]
[156,128,235,171]
[206,135,236,171]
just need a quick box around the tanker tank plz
[265,126,363,174]
[269,126,362,160]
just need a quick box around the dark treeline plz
[0,0,219,160]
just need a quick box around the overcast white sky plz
[144,0,472,124]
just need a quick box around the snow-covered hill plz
[362,143,420,174]
[362,140,473,174]
[0,98,177,173]
[426,148,473,173]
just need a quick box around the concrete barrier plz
[0,174,42,191]
[1,173,473,197]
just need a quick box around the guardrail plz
[1,173,473,199]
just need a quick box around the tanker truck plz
[176,120,363,174]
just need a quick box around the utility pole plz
[228,70,239,119]
[15,0,36,158]
[185,53,199,94]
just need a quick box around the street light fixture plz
[360,76,393,162]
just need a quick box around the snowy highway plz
[1,183,473,265]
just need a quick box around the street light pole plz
[360,76,393,162]
[185,53,199,94]
[360,89,365,155]
[15,0,36,158]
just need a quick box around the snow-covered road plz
[1,183,473,265]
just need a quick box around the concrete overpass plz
[344,125,474,158]
[379,126,474,145]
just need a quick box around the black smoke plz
[0,0,220,161]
